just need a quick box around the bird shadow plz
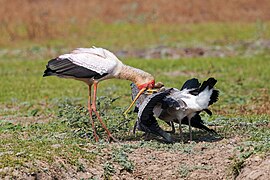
[122,130,223,144]
[171,131,223,143]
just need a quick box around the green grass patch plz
[2,21,270,50]
[1,54,269,114]
[0,120,95,175]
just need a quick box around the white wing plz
[59,47,121,75]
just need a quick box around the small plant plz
[178,164,190,178]
[57,97,135,141]
[229,146,253,178]
[112,147,134,172]
[230,156,245,178]
[103,161,116,179]
[178,164,212,178]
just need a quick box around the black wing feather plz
[161,96,183,109]
[43,58,108,79]
[139,90,171,125]
[209,89,219,105]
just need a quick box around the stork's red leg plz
[91,81,117,142]
[88,85,99,142]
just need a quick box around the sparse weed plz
[103,161,116,178]
[112,146,134,172]
[178,164,190,178]
[228,144,254,178]
[178,164,212,178]
[57,96,135,141]
[229,156,245,178]
[0,120,96,176]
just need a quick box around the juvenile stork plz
[43,47,155,141]
[132,78,219,142]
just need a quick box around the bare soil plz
[2,135,269,180]
[236,155,270,180]
[115,40,270,60]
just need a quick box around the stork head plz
[124,79,155,116]
[137,79,155,90]
[135,78,156,99]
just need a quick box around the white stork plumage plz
[132,78,219,142]
[43,47,155,141]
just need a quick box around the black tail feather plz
[209,89,219,106]
[199,77,217,93]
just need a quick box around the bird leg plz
[87,85,99,142]
[165,121,175,134]
[91,81,117,142]
[170,121,176,134]
[188,118,192,142]
[178,119,184,143]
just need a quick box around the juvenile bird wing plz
[137,89,173,142]
[138,90,171,123]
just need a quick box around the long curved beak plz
[124,87,146,116]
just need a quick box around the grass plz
[0,120,95,176]
[2,21,270,50]
[0,21,269,178]
[1,53,269,112]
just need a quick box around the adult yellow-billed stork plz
[43,47,155,141]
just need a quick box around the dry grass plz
[1,0,270,42]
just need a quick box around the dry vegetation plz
[1,0,270,41]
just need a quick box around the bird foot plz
[165,130,176,134]
[107,134,118,143]
[93,134,99,142]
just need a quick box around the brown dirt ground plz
[236,155,270,180]
[2,135,269,180]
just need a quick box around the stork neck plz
[117,65,154,86]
